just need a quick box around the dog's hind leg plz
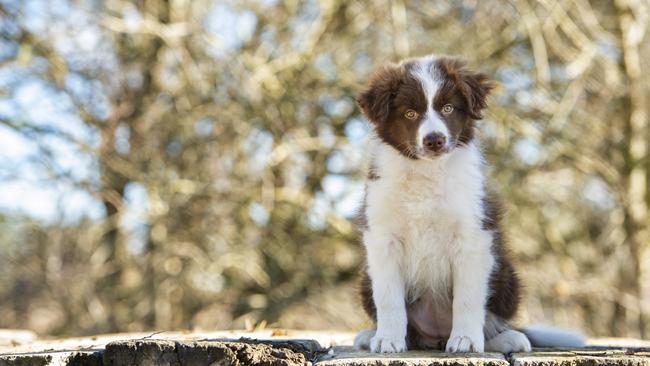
[353,329,376,350]
[484,312,532,353]
[485,329,531,353]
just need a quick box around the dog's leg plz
[364,230,407,353]
[446,229,495,353]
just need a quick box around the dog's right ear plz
[357,64,404,125]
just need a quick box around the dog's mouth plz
[395,139,459,160]
[419,147,451,159]
[409,141,456,160]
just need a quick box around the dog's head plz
[357,55,494,159]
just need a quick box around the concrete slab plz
[317,346,509,366]
[0,330,37,347]
[510,348,650,366]
[1,331,650,365]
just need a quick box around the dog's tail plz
[353,329,376,350]
[521,325,586,348]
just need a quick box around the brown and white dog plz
[354,54,584,353]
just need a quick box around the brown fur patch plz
[357,64,427,159]
[482,190,521,319]
[359,266,376,321]
[434,57,495,120]
[356,64,407,126]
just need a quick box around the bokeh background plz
[1,0,649,339]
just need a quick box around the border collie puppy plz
[354,55,584,353]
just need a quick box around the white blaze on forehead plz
[408,56,450,149]
[410,55,439,100]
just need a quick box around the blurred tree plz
[0,0,648,338]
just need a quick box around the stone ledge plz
[104,338,323,365]
[510,348,650,366]
[318,347,508,366]
[1,330,650,366]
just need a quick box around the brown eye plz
[404,110,418,120]
[441,104,454,114]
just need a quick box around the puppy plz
[354,54,584,353]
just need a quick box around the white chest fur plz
[364,139,487,300]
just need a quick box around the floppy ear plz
[460,70,495,120]
[437,57,495,120]
[357,64,404,125]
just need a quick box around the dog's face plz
[357,56,494,159]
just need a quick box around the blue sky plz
[0,0,368,228]
[0,75,105,222]
[0,0,152,225]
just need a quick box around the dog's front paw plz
[446,329,484,353]
[370,334,407,353]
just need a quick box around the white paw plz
[370,334,407,353]
[485,330,532,353]
[446,330,484,353]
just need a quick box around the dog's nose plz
[423,133,446,152]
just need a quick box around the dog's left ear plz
[460,70,495,120]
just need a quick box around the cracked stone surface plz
[103,338,323,365]
[1,330,650,365]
